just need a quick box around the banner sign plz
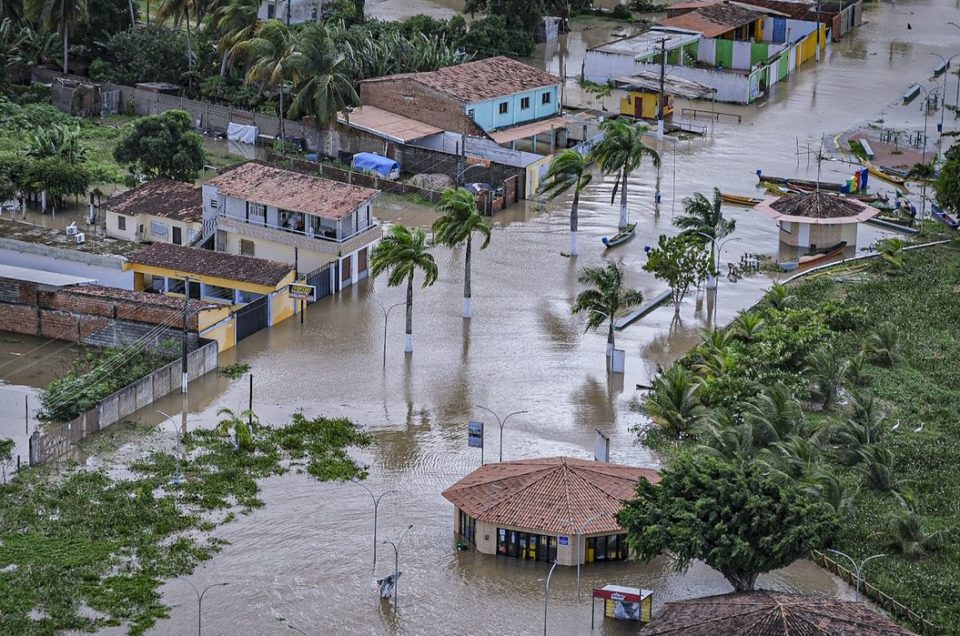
[468,421,484,448]
[288,283,316,301]
[559,536,569,546]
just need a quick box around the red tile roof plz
[206,162,378,220]
[361,57,561,104]
[103,178,202,223]
[660,3,765,37]
[640,591,917,635]
[65,284,217,312]
[441,456,659,535]
[126,243,293,288]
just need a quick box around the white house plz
[258,0,322,24]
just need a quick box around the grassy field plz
[645,238,960,633]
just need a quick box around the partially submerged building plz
[104,179,202,246]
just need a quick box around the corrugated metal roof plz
[488,116,567,145]
[614,72,718,99]
[0,264,96,287]
[337,106,442,143]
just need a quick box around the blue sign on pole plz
[559,536,569,546]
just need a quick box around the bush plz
[90,25,189,86]
[611,4,633,19]
[459,15,536,58]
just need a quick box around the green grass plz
[644,241,960,633]
[0,412,372,635]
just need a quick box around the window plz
[172,226,182,245]
[210,198,219,209]
[541,91,552,105]
[458,509,476,546]
[498,102,509,114]
[246,202,266,226]
[117,215,126,231]
[467,108,475,120]
[520,97,530,110]
[266,1,275,18]
[150,220,168,238]
[496,528,557,562]
[585,534,629,563]
[240,239,256,256]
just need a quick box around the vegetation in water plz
[218,362,251,379]
[635,242,960,633]
[0,411,372,635]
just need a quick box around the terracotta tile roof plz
[205,162,378,220]
[64,284,217,312]
[660,3,765,37]
[641,591,917,635]
[441,456,659,535]
[361,57,561,103]
[126,243,293,288]
[103,178,202,223]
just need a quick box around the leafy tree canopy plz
[458,15,535,58]
[617,453,839,591]
[23,156,91,202]
[934,145,960,212]
[643,232,711,307]
[113,110,205,181]
[90,24,190,86]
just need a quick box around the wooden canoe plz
[757,173,846,192]
[780,241,847,272]
[720,193,763,206]
[862,160,908,186]
[602,222,637,248]
[931,203,959,229]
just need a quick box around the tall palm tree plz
[592,118,660,230]
[803,346,849,410]
[232,20,297,141]
[432,187,492,319]
[24,0,88,74]
[674,188,736,273]
[879,509,951,561]
[572,261,643,357]
[370,225,439,353]
[155,0,198,86]
[288,22,360,146]
[213,0,259,78]
[540,149,592,257]
[644,365,705,439]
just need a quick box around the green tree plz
[878,237,905,272]
[643,365,704,439]
[617,453,838,591]
[23,157,91,208]
[154,0,198,84]
[370,225,438,353]
[934,145,960,212]
[231,20,297,140]
[288,22,360,142]
[643,232,711,309]
[216,407,256,451]
[24,123,87,165]
[458,15,535,58]
[878,509,951,561]
[24,0,88,73]
[803,346,848,410]
[540,149,592,257]
[432,187,492,319]
[89,24,190,86]
[572,261,643,357]
[674,188,735,274]
[212,0,259,77]
[592,118,660,230]
[113,110,205,181]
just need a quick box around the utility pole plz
[656,37,667,140]
[181,276,190,434]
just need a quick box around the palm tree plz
[432,187,492,319]
[591,118,660,230]
[907,161,936,230]
[878,509,951,561]
[764,283,796,311]
[24,0,88,74]
[865,322,900,366]
[674,188,736,274]
[213,0,259,78]
[288,22,360,148]
[572,261,643,357]
[155,0,198,86]
[731,311,765,342]
[540,149,592,257]
[643,365,705,439]
[216,407,257,451]
[231,20,297,141]
[878,237,905,272]
[370,225,438,353]
[804,346,849,410]
[745,383,806,447]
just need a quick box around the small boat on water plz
[931,203,959,229]
[865,216,920,235]
[862,160,908,186]
[758,173,846,192]
[903,83,921,104]
[780,241,847,272]
[602,222,637,248]
[720,192,763,206]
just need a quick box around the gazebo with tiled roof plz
[639,590,916,635]
[441,456,659,566]
[753,191,879,249]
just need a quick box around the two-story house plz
[358,56,565,151]
[201,162,380,301]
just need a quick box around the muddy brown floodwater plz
[7,0,946,633]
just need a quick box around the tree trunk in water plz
[569,189,580,256]
[463,233,472,318]
[62,23,68,74]
[724,572,758,592]
[606,319,615,357]
[618,167,628,229]
[404,275,414,352]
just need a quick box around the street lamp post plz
[827,549,886,601]
[543,560,559,636]
[175,576,228,636]
[930,53,957,156]
[695,233,741,290]
[382,524,414,612]
[375,300,405,369]
[156,409,182,485]
[916,84,940,164]
[560,512,612,602]
[352,479,397,571]
[475,405,529,463]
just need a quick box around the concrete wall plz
[106,211,200,245]
[32,340,218,465]
[257,0,318,23]
[0,239,131,289]
[360,77,486,137]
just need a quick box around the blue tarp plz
[351,153,399,178]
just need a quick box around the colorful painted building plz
[123,242,297,350]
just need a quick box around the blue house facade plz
[467,85,560,133]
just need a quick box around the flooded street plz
[4,0,950,633]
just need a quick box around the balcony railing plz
[216,212,374,244]
[216,213,381,256]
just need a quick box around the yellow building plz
[104,179,203,246]
[200,162,382,301]
[616,72,717,122]
[123,242,297,350]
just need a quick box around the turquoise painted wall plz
[468,86,560,132]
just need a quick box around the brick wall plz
[360,78,486,137]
